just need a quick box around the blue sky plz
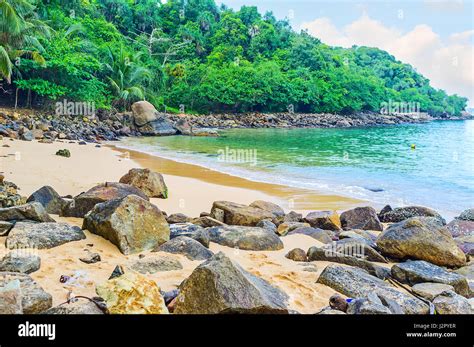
[216,0,474,107]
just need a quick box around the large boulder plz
[0,272,52,314]
[138,117,177,136]
[129,256,183,274]
[307,246,389,279]
[432,290,473,314]
[277,222,310,236]
[376,217,466,267]
[457,208,474,222]
[210,201,274,226]
[317,264,429,314]
[26,186,65,215]
[340,207,383,231]
[207,225,284,251]
[131,100,158,126]
[379,206,445,224]
[61,182,148,218]
[0,251,41,274]
[287,227,333,244]
[455,235,474,256]
[83,195,169,255]
[326,239,387,263]
[285,248,308,262]
[170,223,210,248]
[119,168,168,199]
[174,252,288,314]
[412,283,455,301]
[447,219,474,238]
[156,236,214,260]
[96,271,168,314]
[391,260,469,297]
[0,279,22,313]
[0,202,54,222]
[6,222,85,249]
[249,200,285,217]
[304,211,341,231]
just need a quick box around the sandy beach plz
[0,137,373,313]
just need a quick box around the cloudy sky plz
[218,0,474,107]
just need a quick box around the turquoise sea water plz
[118,120,474,220]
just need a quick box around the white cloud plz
[301,15,474,107]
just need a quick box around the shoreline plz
[0,138,361,218]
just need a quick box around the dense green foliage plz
[0,0,468,115]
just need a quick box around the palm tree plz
[104,45,152,110]
[0,0,50,83]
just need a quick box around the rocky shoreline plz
[0,169,473,315]
[1,102,472,143]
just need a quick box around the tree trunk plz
[14,87,19,110]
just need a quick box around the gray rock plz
[285,248,308,262]
[169,223,210,248]
[6,222,85,249]
[131,100,158,126]
[457,208,474,222]
[283,211,303,223]
[26,186,65,215]
[317,307,347,314]
[0,272,52,313]
[455,235,474,256]
[277,222,310,236]
[412,283,455,301]
[119,168,168,199]
[339,229,376,243]
[391,260,469,297]
[454,262,474,281]
[129,255,183,274]
[0,202,55,222]
[379,206,445,224]
[62,182,149,218]
[256,219,277,233]
[0,221,13,236]
[207,225,284,251]
[340,206,383,231]
[432,290,473,314]
[83,195,169,255]
[0,279,22,313]
[157,236,214,260]
[249,200,285,217]
[287,227,333,244]
[0,251,41,274]
[210,201,275,226]
[446,219,474,238]
[327,239,387,263]
[346,292,392,314]
[304,211,341,231]
[166,213,190,224]
[174,252,289,314]
[376,217,466,267]
[307,246,390,279]
[317,264,429,314]
[79,252,101,264]
[44,300,105,314]
[138,117,177,136]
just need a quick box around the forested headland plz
[0,0,468,116]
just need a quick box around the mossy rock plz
[55,149,70,158]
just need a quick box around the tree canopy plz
[0,0,468,116]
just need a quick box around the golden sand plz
[0,137,373,313]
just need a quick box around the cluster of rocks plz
[3,102,472,145]
[167,111,440,129]
[0,167,473,314]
